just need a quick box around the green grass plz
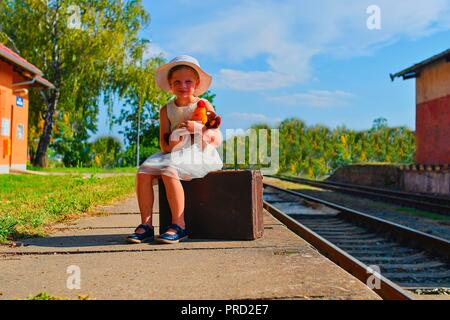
[0,174,135,242]
[26,292,66,300]
[26,291,90,300]
[391,206,450,222]
[26,165,137,174]
[275,173,330,182]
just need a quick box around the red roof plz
[0,42,43,76]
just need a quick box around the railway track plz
[262,180,450,300]
[266,174,450,216]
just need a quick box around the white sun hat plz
[155,55,212,96]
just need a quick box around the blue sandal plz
[157,224,189,244]
[126,224,154,244]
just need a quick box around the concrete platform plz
[0,186,380,300]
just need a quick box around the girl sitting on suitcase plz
[126,55,223,244]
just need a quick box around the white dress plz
[138,98,223,185]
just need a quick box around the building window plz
[1,118,10,137]
[17,124,24,140]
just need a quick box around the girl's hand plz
[167,133,183,151]
[169,136,181,150]
[168,132,185,151]
[176,121,186,129]
[178,120,204,134]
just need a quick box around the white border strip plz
[0,165,10,174]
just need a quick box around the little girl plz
[126,55,223,244]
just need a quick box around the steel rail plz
[263,199,414,300]
[263,181,450,262]
[267,174,450,216]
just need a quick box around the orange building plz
[0,43,54,173]
[391,49,450,165]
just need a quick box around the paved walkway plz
[0,185,380,300]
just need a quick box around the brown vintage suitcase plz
[158,169,264,240]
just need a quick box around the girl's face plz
[169,68,200,99]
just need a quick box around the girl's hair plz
[167,65,200,82]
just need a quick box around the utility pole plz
[136,103,141,168]
[136,57,143,168]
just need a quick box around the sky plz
[93,0,450,142]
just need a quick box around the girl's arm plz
[202,127,223,148]
[202,100,223,148]
[160,106,180,153]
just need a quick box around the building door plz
[0,89,12,172]
[9,101,14,167]
[0,90,2,158]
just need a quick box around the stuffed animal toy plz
[191,99,208,125]
[193,100,221,129]
[164,100,221,145]
[205,110,221,129]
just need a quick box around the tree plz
[0,0,150,167]
[90,135,123,168]
[278,118,307,176]
[372,117,388,130]
[199,90,217,109]
[274,117,415,178]
[114,56,171,166]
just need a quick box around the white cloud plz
[226,112,282,125]
[268,90,355,108]
[143,43,169,60]
[164,0,450,90]
[216,69,297,91]
[168,1,319,88]
[318,0,450,57]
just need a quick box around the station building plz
[391,49,450,194]
[391,49,450,165]
[0,43,54,173]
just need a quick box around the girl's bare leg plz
[135,172,156,233]
[161,173,185,234]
